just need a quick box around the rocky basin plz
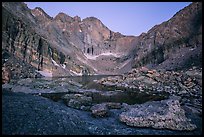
[2,71,202,135]
[96,66,202,117]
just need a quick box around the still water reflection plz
[38,75,169,105]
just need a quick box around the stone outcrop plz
[91,103,109,117]
[97,66,202,97]
[90,102,122,117]
[119,98,197,131]
[31,7,53,24]
[96,66,202,117]
[2,51,43,79]
[61,94,92,110]
[2,65,11,84]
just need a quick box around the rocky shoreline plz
[2,67,202,135]
[96,66,202,117]
[2,88,202,135]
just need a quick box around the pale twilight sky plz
[25,2,191,36]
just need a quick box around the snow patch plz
[84,54,98,60]
[84,52,123,60]
[51,58,66,69]
[118,59,132,69]
[36,70,52,77]
[70,69,82,76]
[189,48,195,51]
[31,13,36,17]
[70,42,74,45]
[76,55,98,72]
[61,64,66,69]
[51,58,60,67]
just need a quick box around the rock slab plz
[119,98,197,131]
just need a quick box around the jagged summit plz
[83,16,100,21]
[83,16,105,26]
[54,12,73,22]
[31,7,53,22]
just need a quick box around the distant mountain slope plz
[131,2,202,71]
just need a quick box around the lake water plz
[36,75,169,105]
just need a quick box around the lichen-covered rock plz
[90,102,121,118]
[62,94,92,110]
[2,65,11,84]
[90,103,109,117]
[119,98,197,131]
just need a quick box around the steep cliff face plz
[2,2,202,79]
[2,6,58,77]
[2,3,89,77]
[2,2,138,78]
[132,2,202,71]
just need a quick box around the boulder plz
[62,94,92,110]
[119,98,196,131]
[2,65,11,84]
[140,67,149,74]
[17,78,33,86]
[90,103,109,117]
[2,83,13,91]
[105,102,122,109]
[142,78,157,85]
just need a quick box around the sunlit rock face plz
[2,2,202,78]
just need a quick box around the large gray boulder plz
[62,94,92,110]
[90,103,109,117]
[119,98,196,131]
[90,102,122,118]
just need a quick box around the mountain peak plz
[73,15,81,22]
[54,12,73,22]
[31,7,53,20]
[83,16,100,22]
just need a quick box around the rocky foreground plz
[2,66,202,135]
[119,97,196,131]
[97,66,202,117]
[2,88,202,135]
